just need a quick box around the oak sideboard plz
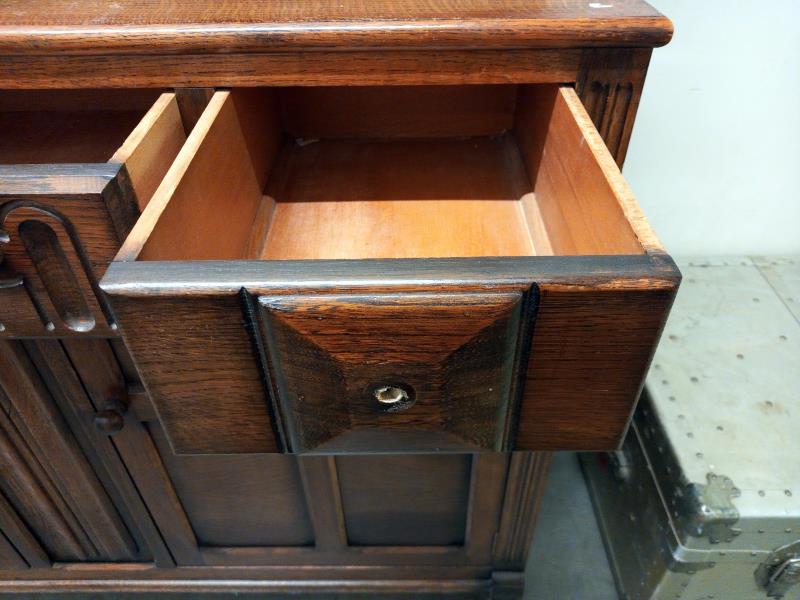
[0,1,677,597]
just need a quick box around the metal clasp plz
[755,541,800,598]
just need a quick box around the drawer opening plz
[119,84,659,262]
[0,89,187,211]
[1,90,190,336]
[0,90,162,164]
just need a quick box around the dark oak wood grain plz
[0,1,672,55]
[109,294,278,455]
[336,454,471,546]
[464,454,509,565]
[0,563,494,597]
[576,48,653,166]
[493,452,552,569]
[103,82,677,456]
[48,338,172,566]
[0,525,25,569]
[0,187,125,337]
[104,256,678,455]
[0,49,583,89]
[0,340,139,562]
[517,282,677,450]
[95,405,531,569]
[151,423,314,548]
[0,488,49,568]
[259,291,531,453]
[296,456,348,553]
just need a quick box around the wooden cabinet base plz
[0,567,523,599]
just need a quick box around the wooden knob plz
[93,399,127,435]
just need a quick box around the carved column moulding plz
[576,48,653,167]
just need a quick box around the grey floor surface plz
[524,452,618,600]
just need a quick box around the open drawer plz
[0,90,186,336]
[102,84,680,455]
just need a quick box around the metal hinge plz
[755,541,800,598]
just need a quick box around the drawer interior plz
[119,84,655,262]
[0,90,164,165]
[0,89,188,213]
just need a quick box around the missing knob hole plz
[372,383,415,412]
[374,386,408,405]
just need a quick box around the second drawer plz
[0,90,186,336]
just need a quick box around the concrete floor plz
[524,452,618,600]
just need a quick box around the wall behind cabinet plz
[626,0,800,255]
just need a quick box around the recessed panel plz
[150,424,313,547]
[337,454,472,546]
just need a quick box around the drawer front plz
[0,91,186,337]
[259,291,534,453]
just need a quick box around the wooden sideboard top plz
[0,0,672,55]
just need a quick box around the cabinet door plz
[112,403,524,567]
[0,339,153,566]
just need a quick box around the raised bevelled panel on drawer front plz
[257,291,533,454]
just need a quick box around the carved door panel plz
[0,339,152,567]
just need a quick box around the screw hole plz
[374,386,408,405]
[371,383,415,412]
